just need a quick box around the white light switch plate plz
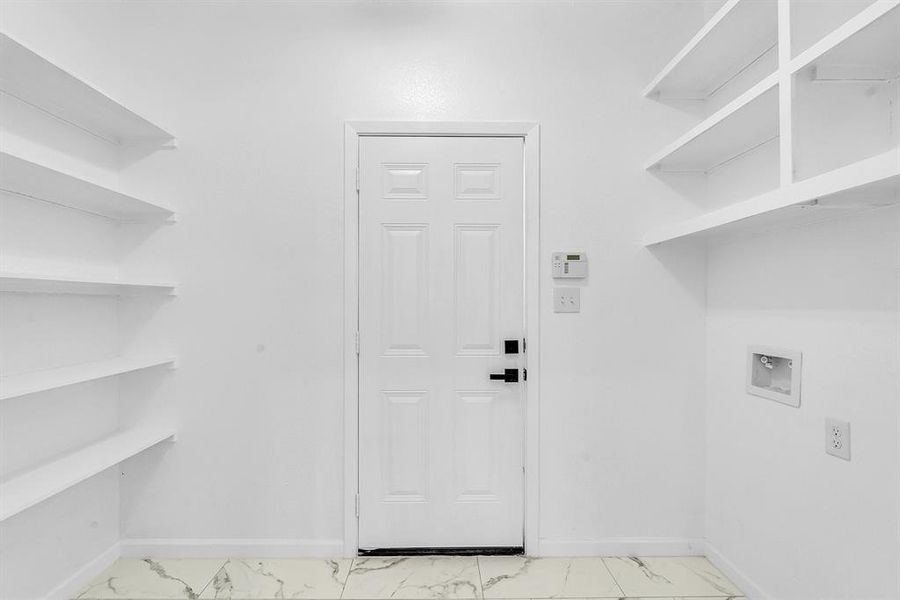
[554,287,580,313]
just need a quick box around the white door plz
[358,135,525,550]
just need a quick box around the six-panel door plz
[358,136,525,550]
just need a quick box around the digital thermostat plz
[552,252,587,278]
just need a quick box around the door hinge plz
[355,494,360,518]
[355,331,360,355]
[355,167,360,192]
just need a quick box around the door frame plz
[343,121,541,557]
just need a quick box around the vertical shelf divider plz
[777,0,794,187]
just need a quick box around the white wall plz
[705,209,900,600]
[0,2,710,597]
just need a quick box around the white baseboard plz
[44,541,121,600]
[705,542,770,600]
[538,537,706,557]
[120,538,345,558]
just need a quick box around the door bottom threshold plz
[359,546,524,557]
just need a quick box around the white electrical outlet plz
[554,287,580,313]
[825,418,851,461]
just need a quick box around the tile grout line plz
[340,556,359,600]
[195,557,230,598]
[600,556,628,598]
[475,555,486,600]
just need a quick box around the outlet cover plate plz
[825,418,851,461]
[554,287,580,313]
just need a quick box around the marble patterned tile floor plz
[74,556,745,600]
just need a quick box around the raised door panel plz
[381,225,429,356]
[454,225,500,356]
[382,391,429,503]
[383,164,429,200]
[455,164,501,200]
[453,391,500,503]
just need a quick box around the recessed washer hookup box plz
[746,345,802,407]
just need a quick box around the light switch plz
[554,287,580,313]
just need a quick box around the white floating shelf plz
[0,272,176,296]
[0,32,175,146]
[1,356,176,401]
[643,149,900,246]
[643,0,778,99]
[0,427,175,521]
[791,1,900,78]
[645,73,779,172]
[0,151,174,222]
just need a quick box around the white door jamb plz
[343,121,541,557]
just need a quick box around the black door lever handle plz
[489,368,519,383]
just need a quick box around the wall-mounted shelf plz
[0,272,176,296]
[643,149,900,245]
[0,427,176,521]
[790,1,900,78]
[643,0,778,99]
[0,33,175,146]
[645,74,779,172]
[0,151,175,222]
[0,356,176,401]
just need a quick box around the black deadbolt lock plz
[504,339,519,354]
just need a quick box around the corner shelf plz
[643,149,900,245]
[1,356,176,401]
[0,272,176,296]
[0,427,176,521]
[645,73,779,172]
[643,0,778,99]
[0,151,175,222]
[0,32,175,146]
[790,1,900,78]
